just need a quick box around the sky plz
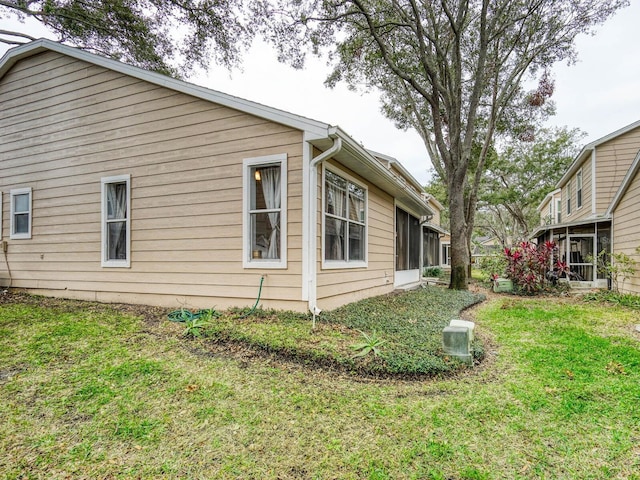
[2,1,640,185]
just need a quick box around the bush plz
[423,266,443,278]
[503,241,557,294]
[477,254,508,283]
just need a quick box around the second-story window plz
[566,179,572,216]
[577,169,583,209]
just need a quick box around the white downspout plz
[307,134,342,327]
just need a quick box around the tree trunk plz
[448,175,469,290]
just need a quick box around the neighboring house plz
[0,39,439,313]
[532,119,640,292]
[471,236,502,265]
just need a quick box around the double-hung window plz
[566,180,572,216]
[323,168,367,267]
[577,169,583,209]
[101,175,131,267]
[10,187,32,239]
[243,154,287,268]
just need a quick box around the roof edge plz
[0,39,331,138]
[557,119,640,188]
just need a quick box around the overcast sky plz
[2,0,640,185]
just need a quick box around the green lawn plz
[1,291,639,479]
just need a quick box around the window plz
[442,243,451,266]
[243,154,287,268]
[395,206,420,271]
[10,187,32,239]
[101,175,131,267]
[577,169,583,209]
[556,199,562,223]
[566,180,572,216]
[323,168,367,266]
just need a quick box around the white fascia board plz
[536,188,562,213]
[366,149,425,193]
[0,39,331,139]
[332,129,434,217]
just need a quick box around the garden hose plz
[238,275,265,319]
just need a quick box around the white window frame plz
[322,165,368,269]
[441,242,451,266]
[10,187,32,240]
[101,174,131,268]
[243,154,288,269]
[566,179,572,216]
[576,169,583,210]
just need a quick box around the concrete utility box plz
[442,326,472,365]
[493,278,514,293]
[450,319,475,341]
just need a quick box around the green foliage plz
[588,249,638,293]
[2,0,255,77]
[477,127,584,242]
[477,254,507,283]
[323,286,485,375]
[350,330,386,358]
[423,266,443,278]
[183,316,211,338]
[582,290,640,309]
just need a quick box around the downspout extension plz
[308,134,343,328]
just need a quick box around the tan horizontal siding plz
[569,157,593,221]
[0,51,306,310]
[612,168,640,295]
[595,127,640,212]
[316,159,395,309]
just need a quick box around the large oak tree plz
[1,0,254,76]
[260,0,628,289]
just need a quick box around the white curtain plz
[107,183,127,259]
[260,167,281,259]
[328,183,345,260]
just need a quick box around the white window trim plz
[441,242,451,267]
[10,187,32,240]
[576,168,583,210]
[101,174,131,268]
[566,180,572,216]
[243,154,288,269]
[321,165,368,270]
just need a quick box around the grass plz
[0,291,639,478]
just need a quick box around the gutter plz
[305,131,343,322]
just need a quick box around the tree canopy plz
[261,0,629,289]
[476,126,585,245]
[1,0,255,76]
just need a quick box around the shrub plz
[477,254,508,283]
[588,249,638,293]
[503,241,557,294]
[423,266,443,278]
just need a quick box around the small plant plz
[183,316,211,338]
[350,330,386,358]
[587,249,637,293]
[423,266,443,278]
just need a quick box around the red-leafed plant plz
[503,241,557,293]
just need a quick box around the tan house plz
[533,119,640,292]
[0,39,440,313]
